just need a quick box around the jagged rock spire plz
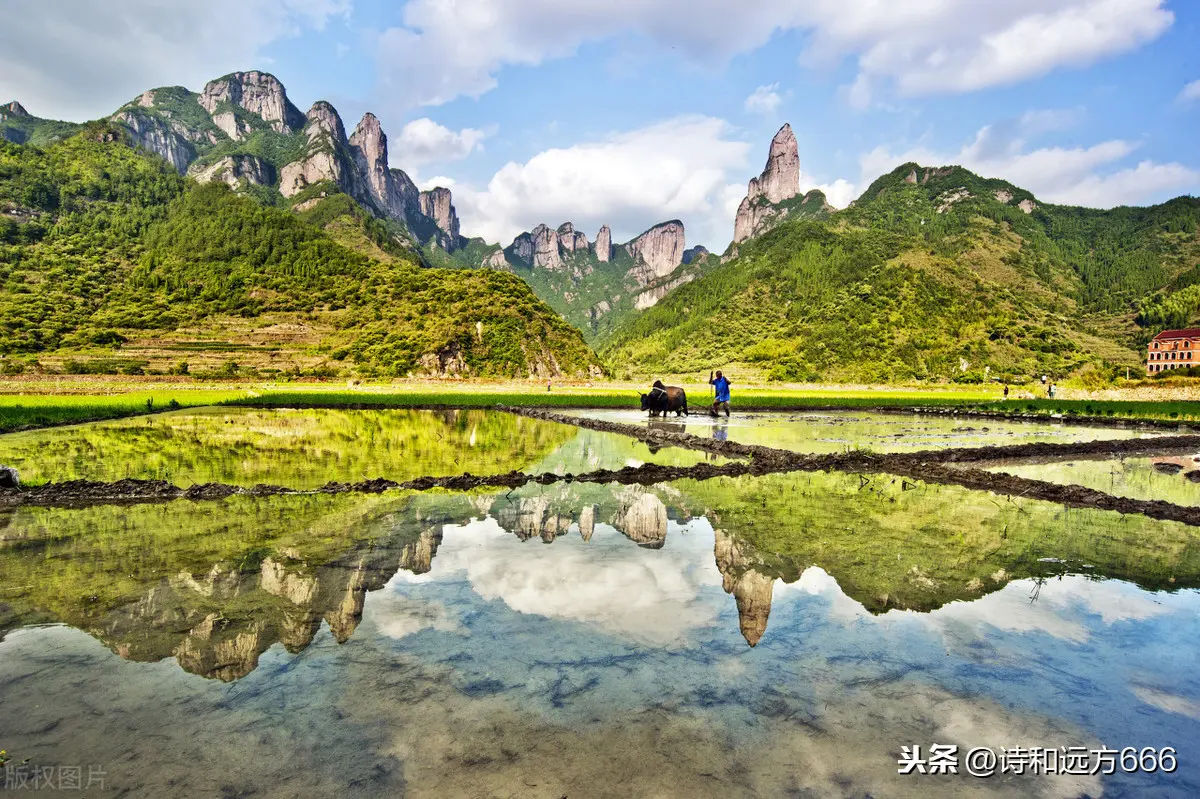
[733,123,801,244]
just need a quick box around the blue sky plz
[2,0,1198,250]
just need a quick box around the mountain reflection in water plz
[3,471,1200,797]
[4,470,1200,680]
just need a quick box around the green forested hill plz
[0,126,600,378]
[600,163,1200,382]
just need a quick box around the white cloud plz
[0,0,349,120]
[744,84,782,115]
[421,515,725,648]
[449,115,752,248]
[846,0,1173,107]
[374,0,1172,110]
[417,175,457,192]
[860,120,1200,208]
[801,177,857,209]
[1178,79,1200,104]
[391,118,491,170]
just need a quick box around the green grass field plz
[0,390,248,433]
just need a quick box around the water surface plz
[985,453,1200,507]
[0,407,716,488]
[2,470,1197,797]
[565,408,1171,454]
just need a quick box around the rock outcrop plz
[279,105,352,199]
[112,110,196,173]
[531,224,564,270]
[682,245,709,264]
[189,154,274,188]
[634,272,696,310]
[198,71,304,134]
[626,220,686,286]
[304,100,346,143]
[1,101,28,118]
[594,225,613,262]
[419,187,461,244]
[557,222,588,253]
[733,123,801,244]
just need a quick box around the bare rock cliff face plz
[557,222,588,253]
[189,154,274,188]
[419,187,462,243]
[733,123,800,244]
[626,220,686,286]
[349,112,401,215]
[531,224,564,270]
[304,100,346,143]
[279,103,353,199]
[199,71,305,134]
[113,111,196,173]
[635,272,695,310]
[594,225,613,262]
[2,101,28,118]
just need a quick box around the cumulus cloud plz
[391,118,491,170]
[859,118,1199,208]
[448,115,752,248]
[0,0,349,120]
[744,84,782,115]
[1178,79,1200,104]
[375,0,1172,110]
[801,177,857,209]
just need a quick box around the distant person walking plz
[1048,383,1056,399]
[1003,384,1009,400]
[709,370,731,417]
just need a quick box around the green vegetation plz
[676,469,1200,612]
[0,128,600,378]
[0,104,83,147]
[0,406,576,487]
[0,389,245,433]
[600,163,1198,381]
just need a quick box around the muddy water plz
[985,453,1200,507]
[1,473,1197,797]
[0,407,717,488]
[564,408,1171,454]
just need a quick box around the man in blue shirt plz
[709,370,731,417]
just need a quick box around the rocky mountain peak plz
[595,225,613,263]
[556,221,589,253]
[3,101,29,117]
[419,187,461,244]
[304,101,346,143]
[733,122,802,243]
[530,223,563,270]
[751,123,800,205]
[626,220,686,286]
[199,71,304,134]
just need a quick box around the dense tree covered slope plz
[600,164,1199,382]
[0,126,600,378]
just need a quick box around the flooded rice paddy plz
[1,407,1198,797]
[985,454,1200,507]
[0,407,717,488]
[564,408,1173,454]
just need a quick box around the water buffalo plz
[640,381,688,417]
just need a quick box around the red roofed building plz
[1147,328,1200,374]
